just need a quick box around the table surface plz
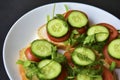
[1,0,120,80]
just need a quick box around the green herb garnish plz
[51,46,57,60]
[53,53,66,63]
[47,15,50,22]
[64,4,69,12]
[84,34,96,45]
[52,4,56,18]
[56,14,65,21]
[109,61,116,71]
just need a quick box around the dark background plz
[0,0,120,80]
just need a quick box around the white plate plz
[3,2,120,80]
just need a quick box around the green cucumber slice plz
[77,71,102,80]
[95,32,109,42]
[93,75,103,80]
[38,59,61,79]
[68,11,88,28]
[72,47,95,66]
[47,19,69,37]
[108,39,120,59]
[31,40,55,58]
[87,25,109,42]
[76,74,92,80]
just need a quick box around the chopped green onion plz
[24,60,31,67]
[16,60,24,64]
[64,4,69,11]
[72,29,79,35]
[52,4,56,18]
[83,35,95,45]
[66,76,74,79]
[47,15,50,22]
[109,62,116,71]
[51,46,57,60]
[53,53,66,63]
[56,14,65,21]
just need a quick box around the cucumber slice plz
[77,71,102,80]
[93,75,103,80]
[72,47,95,66]
[38,59,61,79]
[31,40,55,58]
[47,19,69,37]
[76,74,92,80]
[87,25,109,42]
[95,32,109,42]
[68,11,88,28]
[108,39,120,59]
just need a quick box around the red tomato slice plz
[47,30,71,42]
[25,47,40,62]
[98,23,118,42]
[76,27,87,34]
[64,10,73,19]
[102,67,114,80]
[103,45,120,67]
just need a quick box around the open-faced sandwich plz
[16,5,120,80]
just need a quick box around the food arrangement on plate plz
[16,5,120,80]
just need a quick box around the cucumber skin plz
[108,39,120,59]
[31,39,55,58]
[38,59,62,79]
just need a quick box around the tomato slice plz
[102,67,114,80]
[25,47,40,62]
[64,10,73,19]
[76,27,87,34]
[47,30,71,42]
[103,45,120,67]
[98,23,118,42]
